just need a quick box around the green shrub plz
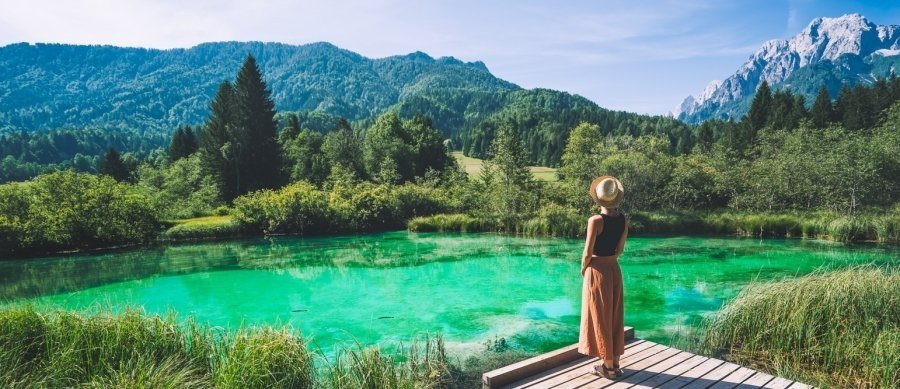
[0,171,161,256]
[232,181,331,235]
[694,267,900,388]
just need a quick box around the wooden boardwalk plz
[483,327,811,389]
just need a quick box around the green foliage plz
[280,129,330,185]
[232,180,456,235]
[162,216,240,241]
[232,181,331,235]
[0,171,161,256]
[322,119,366,179]
[138,154,222,219]
[693,267,900,388]
[407,214,488,233]
[0,127,166,183]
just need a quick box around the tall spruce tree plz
[168,125,199,162]
[234,54,283,193]
[747,80,772,132]
[810,85,833,128]
[199,81,240,201]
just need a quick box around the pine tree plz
[199,81,240,201]
[810,85,833,128]
[695,121,715,152]
[183,125,198,156]
[834,84,851,125]
[168,125,199,162]
[99,147,130,181]
[234,54,283,193]
[747,80,772,134]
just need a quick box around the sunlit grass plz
[687,267,899,388]
[451,151,558,182]
[0,306,527,388]
[163,215,241,241]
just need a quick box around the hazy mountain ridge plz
[675,13,900,123]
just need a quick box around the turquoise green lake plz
[1,232,897,356]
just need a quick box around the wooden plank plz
[763,377,794,389]
[534,342,668,389]
[483,326,634,388]
[503,339,649,389]
[655,357,726,389]
[734,372,775,389]
[604,351,694,389]
[556,345,682,389]
[786,382,812,389]
[681,362,741,389]
[629,354,709,388]
[709,366,758,389]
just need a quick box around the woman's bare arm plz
[615,219,629,255]
[581,215,603,275]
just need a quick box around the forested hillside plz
[0,41,689,177]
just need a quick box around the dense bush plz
[0,171,161,256]
[138,154,222,219]
[232,181,331,235]
[232,180,456,235]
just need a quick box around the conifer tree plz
[99,147,129,182]
[168,125,199,162]
[810,85,833,128]
[199,81,240,201]
[234,54,283,193]
[747,80,772,133]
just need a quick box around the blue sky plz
[1,0,898,114]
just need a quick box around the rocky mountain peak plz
[673,13,900,122]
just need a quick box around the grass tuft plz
[691,267,900,388]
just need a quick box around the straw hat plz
[589,176,624,208]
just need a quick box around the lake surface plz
[1,232,897,356]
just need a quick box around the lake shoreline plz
[4,209,897,261]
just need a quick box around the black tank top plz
[593,213,626,256]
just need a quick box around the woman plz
[578,176,628,379]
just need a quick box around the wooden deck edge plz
[482,326,634,388]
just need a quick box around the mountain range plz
[0,41,690,166]
[674,13,900,123]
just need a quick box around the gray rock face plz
[674,14,900,122]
